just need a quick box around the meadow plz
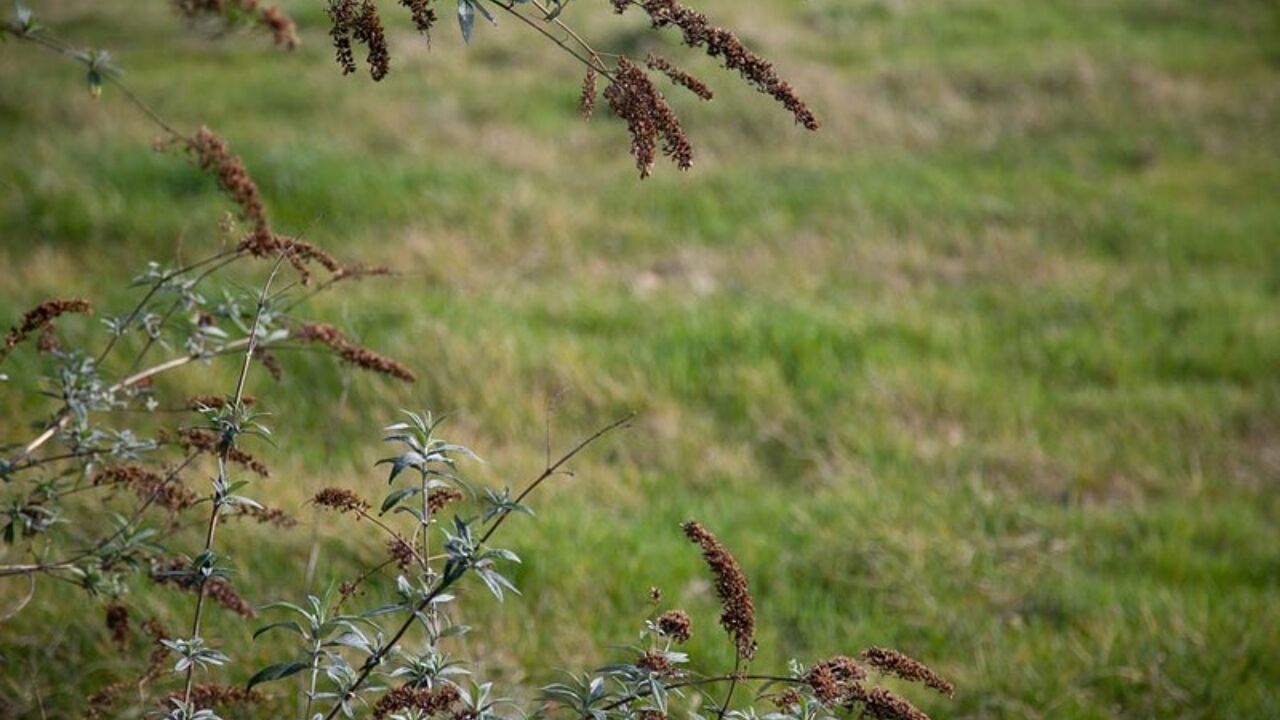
[1,0,1279,717]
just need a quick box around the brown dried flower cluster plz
[580,67,598,120]
[186,127,343,283]
[618,0,819,130]
[604,58,694,177]
[150,557,257,618]
[805,656,867,705]
[681,520,755,659]
[636,650,677,676]
[773,687,802,711]
[259,349,284,380]
[105,602,130,648]
[860,647,955,698]
[296,322,417,383]
[86,617,174,719]
[401,0,438,34]
[330,0,391,81]
[331,262,394,284]
[2,298,91,360]
[235,503,297,527]
[92,464,197,513]
[177,428,271,477]
[164,684,265,710]
[187,127,267,232]
[655,609,692,643]
[387,537,418,571]
[237,230,342,284]
[187,394,256,411]
[173,0,299,49]
[428,486,465,514]
[649,586,663,603]
[843,685,928,720]
[645,54,713,100]
[371,683,460,719]
[314,487,371,515]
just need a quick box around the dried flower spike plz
[682,520,756,659]
[655,609,693,643]
[646,53,714,100]
[2,298,91,359]
[296,322,416,383]
[622,0,819,129]
[860,646,955,698]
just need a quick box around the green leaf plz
[380,486,421,514]
[246,660,310,690]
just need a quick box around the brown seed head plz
[401,0,437,34]
[655,609,692,643]
[681,520,755,659]
[860,647,954,698]
[645,54,714,100]
[2,298,91,358]
[105,602,130,648]
[314,487,371,515]
[580,67,598,120]
[604,58,694,176]
[372,684,460,719]
[844,685,929,720]
[296,322,416,383]
[622,0,819,130]
[187,127,268,233]
[637,650,677,676]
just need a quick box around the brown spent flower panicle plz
[258,348,284,380]
[860,647,955,698]
[843,685,929,720]
[177,428,271,478]
[580,67,598,120]
[187,394,257,411]
[681,520,756,659]
[773,688,802,711]
[235,503,297,527]
[164,684,265,710]
[604,58,694,177]
[2,298,91,359]
[173,0,299,49]
[187,127,267,233]
[329,0,359,74]
[645,53,714,100]
[314,487,371,515]
[237,230,342,284]
[355,0,391,81]
[296,322,417,383]
[401,0,437,34]
[805,656,868,705]
[619,0,819,130]
[429,486,465,513]
[92,464,198,513]
[655,609,693,643]
[387,537,417,571]
[150,557,257,618]
[87,616,175,718]
[105,602,130,648]
[637,650,677,676]
[371,684,460,719]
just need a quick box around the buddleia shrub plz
[0,3,952,719]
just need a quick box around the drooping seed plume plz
[681,520,756,659]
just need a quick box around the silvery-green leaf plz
[458,0,476,43]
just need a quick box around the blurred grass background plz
[2,0,1279,717]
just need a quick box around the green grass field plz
[2,0,1279,717]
